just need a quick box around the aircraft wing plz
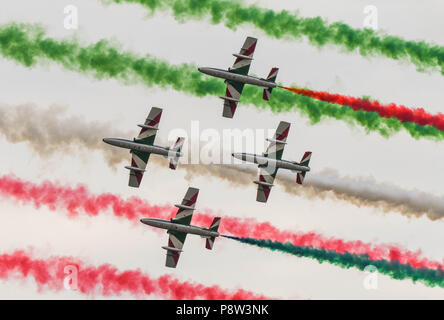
[134,107,162,145]
[230,36,257,76]
[128,107,162,188]
[263,121,291,161]
[222,80,244,118]
[254,121,291,202]
[165,230,187,268]
[164,187,199,268]
[128,150,150,188]
[222,37,257,118]
[255,164,278,203]
[171,187,199,225]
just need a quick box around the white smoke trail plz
[180,164,444,220]
[0,103,130,167]
[280,169,444,220]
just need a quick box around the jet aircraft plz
[232,121,312,202]
[198,36,279,118]
[140,187,221,268]
[103,107,185,188]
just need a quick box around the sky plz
[0,0,444,299]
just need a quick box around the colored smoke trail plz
[245,86,444,141]
[0,249,268,299]
[0,103,131,167]
[281,87,444,131]
[0,23,443,141]
[0,174,442,271]
[288,169,444,221]
[224,236,444,289]
[104,0,444,75]
[1,104,443,220]
[184,165,444,221]
[0,102,200,170]
[0,174,175,221]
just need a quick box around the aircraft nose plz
[197,67,201,72]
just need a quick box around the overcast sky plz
[0,0,444,299]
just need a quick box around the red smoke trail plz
[0,174,175,221]
[0,174,442,271]
[281,87,444,130]
[0,250,268,299]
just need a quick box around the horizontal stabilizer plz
[300,151,312,167]
[253,180,274,187]
[263,88,273,100]
[124,166,146,172]
[174,204,196,211]
[169,158,179,170]
[161,246,183,253]
[296,151,312,185]
[205,217,221,250]
[168,137,185,170]
[262,68,279,101]
[209,217,221,232]
[219,96,240,102]
[296,172,306,185]
[206,237,215,250]
[266,67,279,82]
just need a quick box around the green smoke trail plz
[1,23,443,141]
[104,0,444,75]
[223,236,444,288]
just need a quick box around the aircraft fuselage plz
[140,218,220,238]
[103,138,182,157]
[232,152,310,172]
[198,67,277,89]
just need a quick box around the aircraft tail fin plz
[205,217,221,250]
[263,67,279,101]
[168,137,185,170]
[296,152,312,185]
[208,217,221,232]
[205,237,216,250]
